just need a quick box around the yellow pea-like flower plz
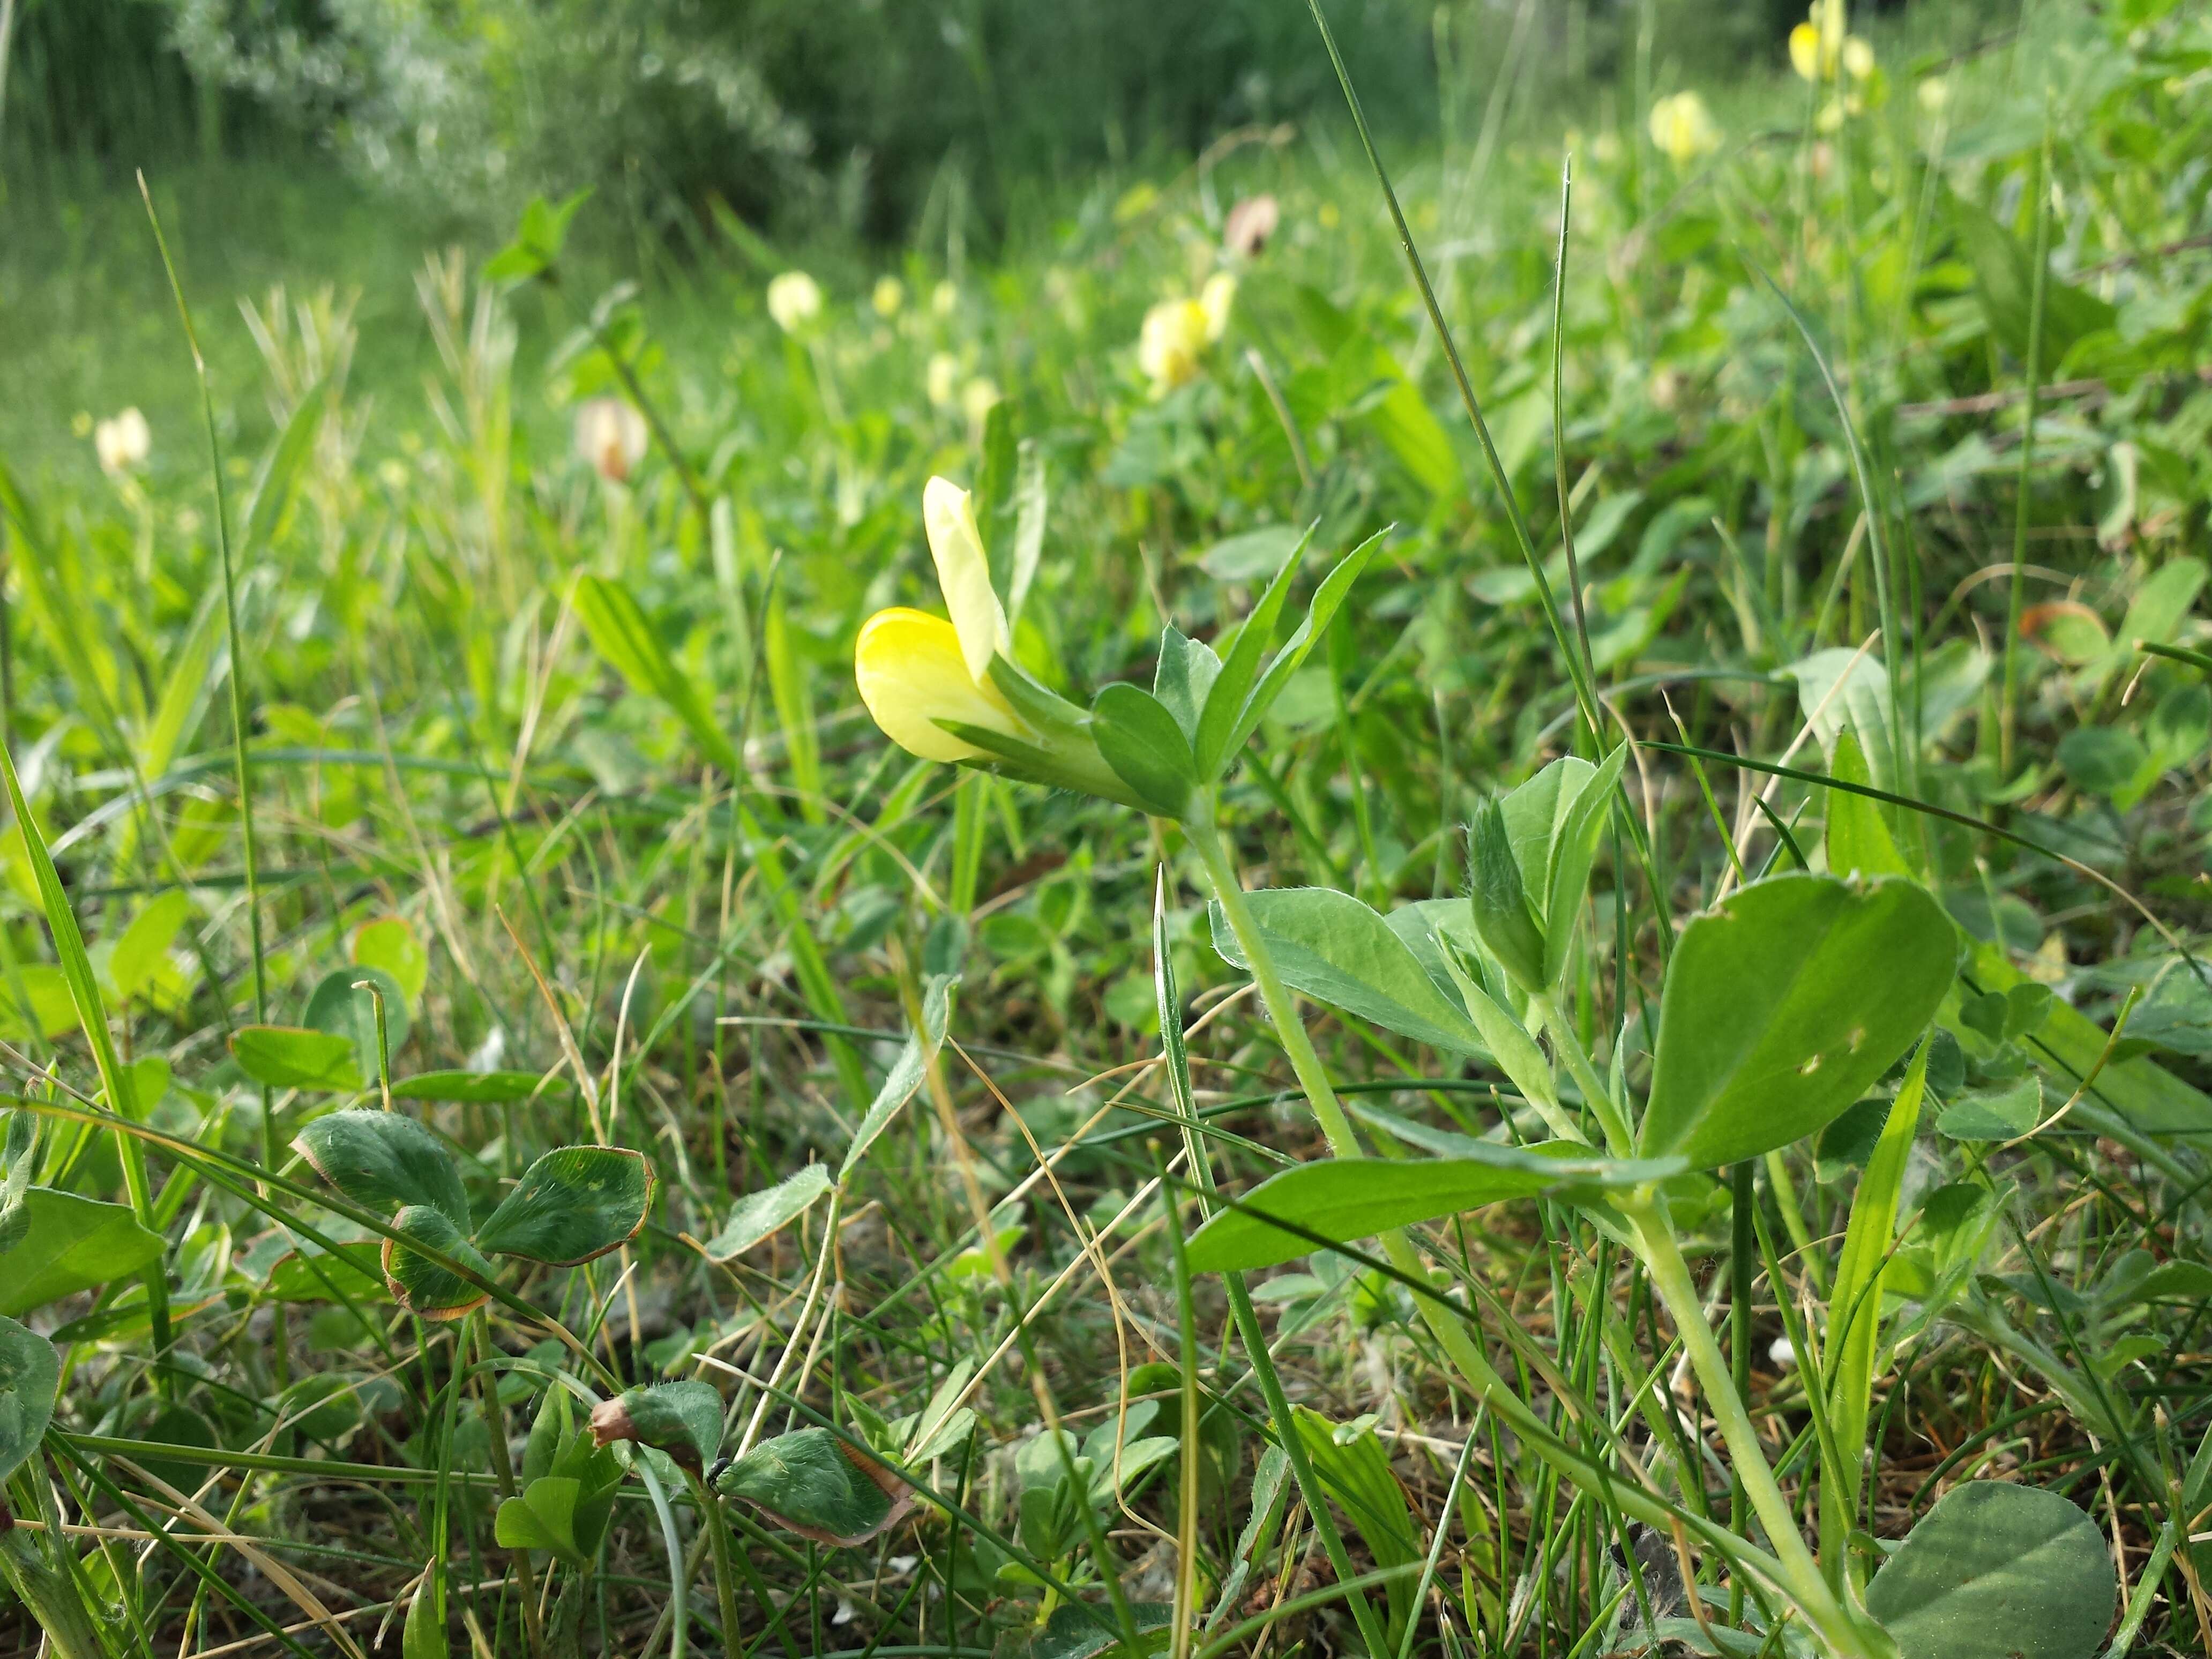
[1789,23,1822,81]
[855,477,1026,763]
[854,609,1025,763]
[1200,272,1238,342]
[1649,92,1722,165]
[1138,297,1211,398]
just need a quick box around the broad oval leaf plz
[1639,875,1956,1171]
[1865,1482,2116,1659]
[703,1164,832,1262]
[295,1109,470,1229]
[1090,683,1195,818]
[0,964,76,1042]
[233,1026,364,1093]
[1210,888,1488,1059]
[494,1475,588,1568]
[1030,1602,1175,1659]
[304,965,411,1077]
[0,1189,166,1317]
[264,1241,386,1304]
[590,1380,723,1471]
[380,1204,494,1320]
[475,1146,653,1266]
[1187,1145,1682,1273]
[389,1070,552,1105]
[0,1313,59,1485]
[352,917,430,1004]
[716,1426,915,1546]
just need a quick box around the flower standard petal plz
[854,609,1023,764]
[1789,23,1820,80]
[922,476,1010,684]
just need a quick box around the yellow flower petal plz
[1789,23,1820,81]
[1200,272,1238,342]
[854,609,1024,764]
[922,476,1010,684]
[1138,298,1209,395]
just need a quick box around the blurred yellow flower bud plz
[931,281,959,318]
[766,271,823,334]
[1200,272,1237,342]
[1917,76,1949,113]
[1138,298,1210,398]
[574,398,648,483]
[961,377,1003,426]
[872,276,906,319]
[1649,92,1722,165]
[926,352,961,409]
[1842,36,1875,80]
[95,408,151,474]
[1789,23,1821,81]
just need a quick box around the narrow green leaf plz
[1208,887,1488,1058]
[703,1164,832,1261]
[233,1026,364,1093]
[572,574,739,774]
[1187,1144,1676,1272]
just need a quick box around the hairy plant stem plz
[1624,1198,1894,1659]
[472,1314,548,1659]
[1185,806,1834,1640]
[1,1470,106,1659]
[1185,801,1893,1654]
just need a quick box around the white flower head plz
[574,398,648,482]
[95,408,151,474]
[767,271,824,334]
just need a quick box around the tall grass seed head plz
[574,397,648,482]
[95,407,151,474]
[872,275,906,318]
[1138,297,1210,397]
[767,270,824,334]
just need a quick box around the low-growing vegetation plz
[3,2,2211,1656]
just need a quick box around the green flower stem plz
[1186,806,1829,1638]
[688,1470,744,1659]
[1624,1195,1894,1659]
[1,1471,105,1659]
[1527,993,1632,1157]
